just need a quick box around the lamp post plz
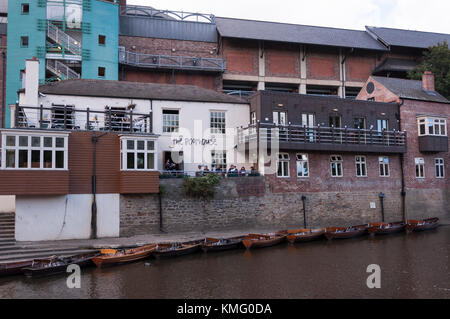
[379,193,386,222]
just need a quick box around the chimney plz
[23,57,40,107]
[422,71,435,91]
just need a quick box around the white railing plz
[47,22,82,56]
[46,59,80,80]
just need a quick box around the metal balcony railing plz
[47,22,82,56]
[119,48,226,72]
[120,5,216,23]
[46,59,80,80]
[12,105,153,135]
[238,123,407,149]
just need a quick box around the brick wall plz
[221,38,259,75]
[265,42,300,78]
[307,47,340,80]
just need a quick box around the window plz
[21,4,30,14]
[377,119,389,134]
[296,154,309,178]
[98,35,106,45]
[162,110,179,133]
[211,151,227,170]
[418,117,447,136]
[354,118,366,129]
[330,155,343,177]
[20,36,29,47]
[355,156,367,177]
[1,133,68,170]
[98,67,105,77]
[415,158,425,178]
[120,138,157,171]
[379,157,390,177]
[435,158,444,178]
[277,153,290,178]
[210,111,226,134]
[251,112,256,126]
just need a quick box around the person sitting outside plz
[203,166,211,174]
[196,165,204,177]
[239,167,247,176]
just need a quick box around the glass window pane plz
[6,136,15,147]
[31,150,40,168]
[32,136,40,147]
[6,150,16,168]
[127,140,135,150]
[18,150,28,168]
[19,136,28,147]
[56,138,64,148]
[147,153,155,170]
[147,141,154,151]
[44,137,52,148]
[137,140,145,150]
[127,153,135,169]
[137,153,145,169]
[55,151,64,169]
[44,150,52,168]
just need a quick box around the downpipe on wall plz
[301,195,307,228]
[91,132,108,239]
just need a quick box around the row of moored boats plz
[0,218,439,278]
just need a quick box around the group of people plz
[196,164,257,177]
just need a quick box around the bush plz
[183,173,221,199]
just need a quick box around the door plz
[353,117,366,144]
[273,111,288,140]
[302,113,315,143]
[329,115,342,142]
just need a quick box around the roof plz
[366,26,450,49]
[37,80,248,104]
[372,76,450,103]
[216,17,388,51]
[373,58,419,74]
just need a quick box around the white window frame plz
[120,136,158,171]
[435,158,445,179]
[210,111,226,135]
[415,158,425,179]
[355,156,367,177]
[162,109,180,133]
[211,150,227,170]
[330,155,343,177]
[379,156,390,177]
[277,153,290,178]
[1,130,69,170]
[296,154,309,178]
[417,117,447,137]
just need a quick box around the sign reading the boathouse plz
[172,136,218,147]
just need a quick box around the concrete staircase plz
[0,213,15,246]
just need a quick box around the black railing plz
[159,170,261,179]
[238,123,407,148]
[13,104,153,134]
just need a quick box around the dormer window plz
[418,117,447,137]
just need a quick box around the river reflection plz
[1,226,449,299]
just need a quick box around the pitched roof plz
[37,79,248,104]
[216,17,388,51]
[373,58,419,74]
[372,76,449,104]
[366,26,450,49]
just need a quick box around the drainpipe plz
[379,193,386,222]
[340,48,355,98]
[91,132,108,239]
[301,195,307,228]
[1,51,5,128]
[397,99,407,223]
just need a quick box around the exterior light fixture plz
[381,112,386,116]
[333,108,339,112]
[278,104,284,107]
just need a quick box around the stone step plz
[0,228,15,233]
[0,246,85,257]
[0,225,15,230]
[0,241,16,247]
[0,249,97,263]
[0,222,15,227]
[0,216,15,221]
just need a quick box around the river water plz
[1,226,449,299]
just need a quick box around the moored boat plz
[406,218,440,232]
[201,237,244,253]
[368,222,405,235]
[325,225,368,240]
[92,245,156,267]
[0,260,34,277]
[242,233,286,249]
[152,242,201,258]
[22,253,99,277]
[286,229,326,244]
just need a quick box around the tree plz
[408,41,450,100]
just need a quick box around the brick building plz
[0,2,6,128]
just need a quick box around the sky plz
[127,0,450,34]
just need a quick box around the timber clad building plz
[0,1,448,241]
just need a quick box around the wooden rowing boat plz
[368,222,405,235]
[201,237,244,253]
[325,225,368,240]
[286,229,326,244]
[242,233,286,249]
[406,218,440,232]
[22,253,99,277]
[152,242,201,258]
[92,245,156,267]
[0,260,34,277]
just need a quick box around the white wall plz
[0,196,15,213]
[15,194,120,241]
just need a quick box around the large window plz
[379,157,390,177]
[330,155,343,177]
[1,133,68,170]
[418,117,447,136]
[210,111,226,134]
[163,110,179,133]
[435,158,444,178]
[296,154,309,178]
[121,137,157,171]
[415,158,425,178]
[277,153,290,178]
[355,156,367,177]
[211,151,227,170]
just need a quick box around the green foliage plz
[408,41,450,100]
[159,185,167,196]
[183,174,221,199]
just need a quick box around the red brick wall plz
[357,76,400,103]
[221,38,259,76]
[265,42,300,78]
[0,34,6,128]
[307,47,340,80]
[346,53,377,82]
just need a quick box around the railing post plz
[393,130,397,146]
[149,111,153,133]
[108,108,112,131]
[317,124,321,144]
[63,104,67,129]
[304,125,307,143]
[344,126,348,144]
[39,104,43,129]
[129,110,133,133]
[358,127,361,144]
[370,128,373,145]
[86,107,90,131]
[382,129,386,146]
[14,102,19,128]
[331,125,335,144]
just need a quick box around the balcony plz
[419,136,448,153]
[119,48,226,72]
[238,123,407,154]
[10,104,153,134]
